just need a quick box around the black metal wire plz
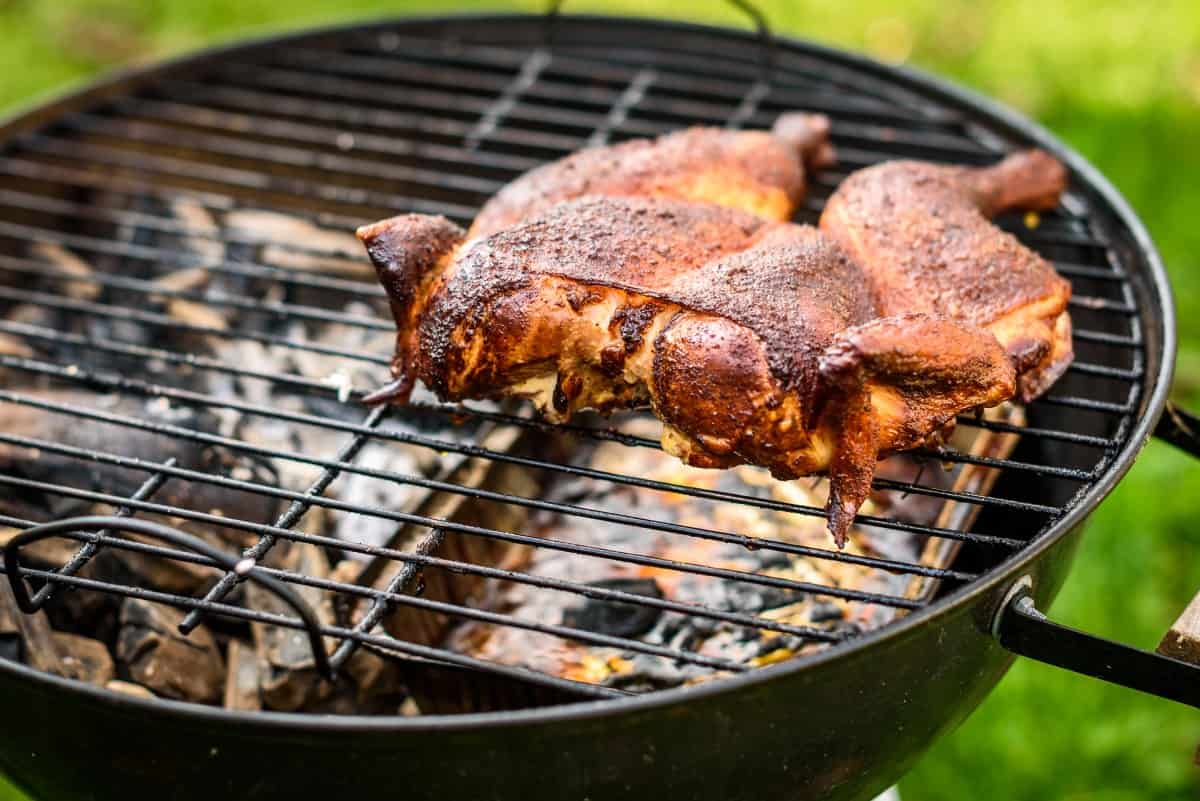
[3,516,335,680]
[0,476,850,644]
[0,560,627,699]
[0,16,1149,702]
[177,403,388,634]
[0,421,931,610]
[0,371,1028,557]
[23,461,175,611]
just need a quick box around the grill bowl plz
[0,14,1173,801]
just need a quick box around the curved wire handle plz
[2,515,335,681]
[544,0,776,85]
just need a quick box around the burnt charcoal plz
[117,599,224,703]
[562,578,664,638]
[248,541,334,712]
[328,560,365,626]
[295,654,409,715]
[0,637,19,664]
[41,571,122,647]
[0,392,219,518]
[49,631,114,687]
[0,525,79,570]
[30,242,100,301]
[810,601,847,623]
[752,636,805,658]
[1,577,62,675]
[0,590,20,663]
[223,638,261,711]
[2,578,116,685]
[344,647,406,707]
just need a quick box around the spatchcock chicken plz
[357,112,1072,546]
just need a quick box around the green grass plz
[1,1,1198,799]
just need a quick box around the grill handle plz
[545,0,775,82]
[994,401,1200,708]
[994,580,1200,708]
[1152,401,1200,458]
[2,515,335,681]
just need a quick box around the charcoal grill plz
[0,11,1197,801]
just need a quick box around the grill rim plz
[0,11,1174,728]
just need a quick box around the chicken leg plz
[821,150,1072,400]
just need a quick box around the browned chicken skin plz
[468,112,835,238]
[358,116,1071,546]
[821,151,1072,401]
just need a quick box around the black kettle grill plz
[0,11,1198,801]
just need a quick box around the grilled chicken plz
[357,125,1070,545]
[821,150,1072,401]
[468,112,835,238]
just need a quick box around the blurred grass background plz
[0,1,1197,799]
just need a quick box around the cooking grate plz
[0,15,1149,707]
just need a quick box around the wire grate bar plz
[921,447,1097,481]
[465,49,552,150]
[119,94,544,173]
[870,477,1056,515]
[8,516,753,673]
[16,133,472,220]
[0,427,930,609]
[66,111,504,197]
[158,78,548,169]
[177,403,388,634]
[1069,295,1138,315]
[0,284,391,366]
[955,416,1114,448]
[24,462,175,611]
[0,256,391,333]
[1071,328,1141,347]
[587,67,657,147]
[725,80,770,130]
[0,206,388,300]
[1038,394,1135,415]
[0,376,1001,572]
[327,528,435,671]
[0,562,632,699]
[1066,361,1143,381]
[0,319,1066,520]
[355,30,964,122]
[0,474,852,644]
[1053,261,1127,281]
